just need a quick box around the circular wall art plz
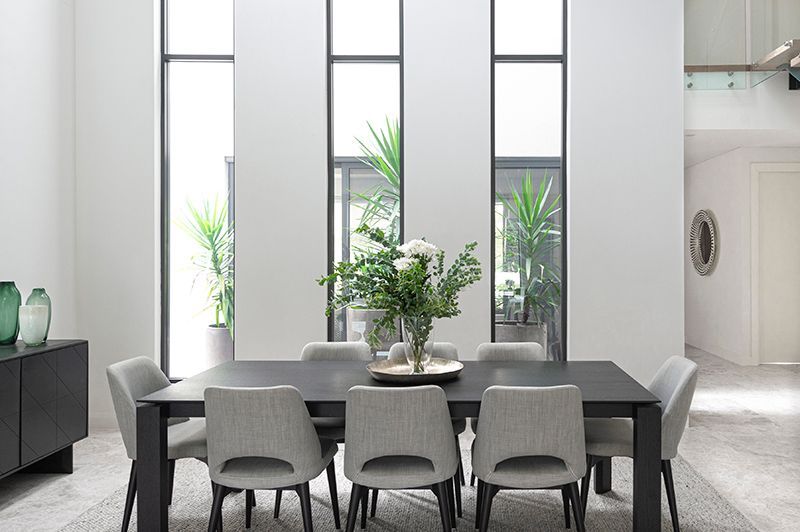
[690,210,718,276]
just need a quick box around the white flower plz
[393,257,417,271]
[397,239,438,259]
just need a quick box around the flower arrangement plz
[319,227,482,372]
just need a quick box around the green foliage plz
[352,117,401,248]
[177,197,234,338]
[496,172,561,324]
[319,228,482,348]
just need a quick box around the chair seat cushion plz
[167,418,207,460]
[214,437,338,490]
[357,455,440,489]
[312,417,346,441]
[483,456,580,489]
[584,418,634,458]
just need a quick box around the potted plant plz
[495,173,561,353]
[179,197,234,367]
[320,228,481,373]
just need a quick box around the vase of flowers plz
[320,227,482,374]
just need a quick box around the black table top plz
[140,360,659,406]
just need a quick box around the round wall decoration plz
[690,210,718,275]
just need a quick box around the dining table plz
[136,359,662,531]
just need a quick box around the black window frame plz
[490,0,568,358]
[160,0,235,377]
[326,0,405,341]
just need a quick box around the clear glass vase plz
[401,316,435,374]
[26,288,51,341]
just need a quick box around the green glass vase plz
[26,288,52,341]
[0,281,22,345]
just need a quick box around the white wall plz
[404,0,491,358]
[75,0,159,427]
[684,147,800,365]
[0,1,77,338]
[568,0,686,383]
[234,0,329,360]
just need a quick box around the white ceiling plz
[684,129,800,167]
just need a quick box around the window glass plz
[332,0,400,56]
[494,0,562,55]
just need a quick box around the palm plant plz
[352,117,401,247]
[178,197,234,339]
[496,172,561,325]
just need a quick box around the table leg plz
[633,404,662,532]
[137,403,169,531]
[594,457,611,494]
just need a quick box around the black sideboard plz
[0,339,88,479]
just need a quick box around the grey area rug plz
[61,445,756,531]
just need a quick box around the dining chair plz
[344,385,459,532]
[382,342,466,517]
[107,357,208,532]
[204,385,340,532]
[470,341,547,487]
[472,385,587,532]
[580,355,698,532]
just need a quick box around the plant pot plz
[346,308,401,354]
[205,325,233,368]
[495,321,547,348]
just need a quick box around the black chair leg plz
[561,486,571,529]
[470,473,475,487]
[580,455,593,515]
[453,472,463,518]
[245,490,254,529]
[273,489,282,518]
[296,482,314,532]
[445,477,456,526]
[475,479,484,531]
[208,483,227,532]
[662,460,680,532]
[121,460,137,532]
[432,481,453,532]
[345,484,364,532]
[167,459,176,506]
[326,461,341,529]
[369,489,378,518]
[478,482,498,532]
[360,487,368,529]
[567,482,586,532]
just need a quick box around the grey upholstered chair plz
[581,355,698,532]
[107,357,207,532]
[469,341,548,487]
[472,385,587,532]
[476,341,546,361]
[204,386,340,532]
[382,342,466,517]
[301,341,372,362]
[344,385,459,532]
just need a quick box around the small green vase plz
[0,281,22,345]
[26,288,52,341]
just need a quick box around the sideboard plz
[0,339,88,479]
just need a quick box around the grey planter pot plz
[495,321,547,348]
[205,325,233,368]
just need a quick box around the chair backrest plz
[648,356,698,459]
[472,385,585,480]
[476,342,545,361]
[107,356,172,460]
[204,386,321,483]
[300,341,372,361]
[387,342,459,361]
[344,385,458,479]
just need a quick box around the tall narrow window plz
[162,0,234,378]
[327,0,403,349]
[492,0,566,360]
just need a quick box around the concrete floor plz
[680,346,800,532]
[0,347,796,531]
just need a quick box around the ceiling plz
[684,129,800,167]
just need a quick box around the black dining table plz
[136,360,662,531]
